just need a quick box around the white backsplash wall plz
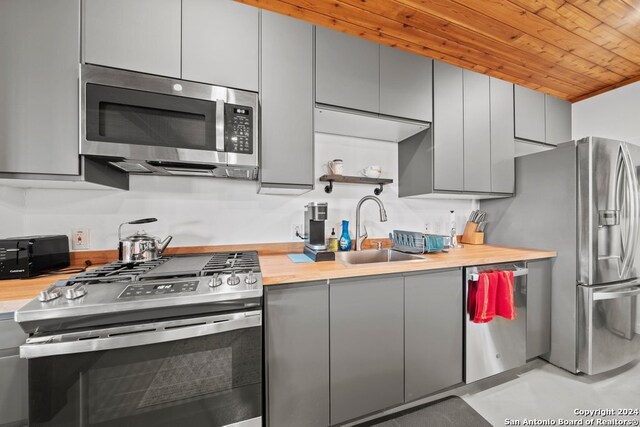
[0,186,25,237]
[18,133,474,250]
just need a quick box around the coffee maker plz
[302,202,335,262]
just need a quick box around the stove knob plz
[65,286,87,300]
[227,271,240,286]
[209,274,222,287]
[245,271,257,285]
[38,289,61,302]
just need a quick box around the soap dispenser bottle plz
[328,228,339,252]
[339,220,352,251]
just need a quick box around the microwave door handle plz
[19,311,261,359]
[216,99,225,152]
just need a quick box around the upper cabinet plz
[84,0,259,92]
[514,85,546,143]
[0,0,80,175]
[379,45,433,122]
[514,84,571,145]
[433,61,464,192]
[545,95,572,145]
[83,0,181,78]
[182,0,259,91]
[399,60,515,198]
[315,27,432,122]
[490,77,516,194]
[315,27,379,113]
[259,12,314,193]
[462,69,491,193]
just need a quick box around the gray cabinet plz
[401,61,515,197]
[405,269,463,401]
[527,259,552,359]
[545,95,572,145]
[0,319,27,426]
[315,27,380,113]
[514,85,546,143]
[259,12,313,193]
[330,275,404,425]
[83,0,181,78]
[463,70,491,193]
[490,77,515,194]
[265,282,329,427]
[380,46,433,122]
[433,61,464,192]
[0,0,80,175]
[182,0,259,91]
[515,85,571,145]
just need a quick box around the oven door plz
[81,64,228,166]
[21,310,262,427]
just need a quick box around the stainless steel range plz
[15,251,263,427]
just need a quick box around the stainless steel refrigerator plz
[481,136,640,375]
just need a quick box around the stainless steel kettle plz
[118,218,172,263]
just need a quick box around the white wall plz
[0,186,25,237]
[572,81,640,144]
[17,133,474,250]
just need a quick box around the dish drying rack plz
[390,230,450,254]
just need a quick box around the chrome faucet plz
[355,195,388,251]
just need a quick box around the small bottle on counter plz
[328,228,339,252]
[339,220,352,251]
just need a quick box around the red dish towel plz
[496,270,517,320]
[468,270,517,323]
[468,272,499,323]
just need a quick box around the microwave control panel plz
[225,104,253,155]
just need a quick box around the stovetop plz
[59,251,261,286]
[15,251,263,330]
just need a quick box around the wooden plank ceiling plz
[236,0,640,102]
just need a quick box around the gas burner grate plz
[202,251,260,274]
[60,258,170,286]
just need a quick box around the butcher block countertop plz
[0,242,555,311]
[260,244,555,285]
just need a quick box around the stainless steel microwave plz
[80,64,259,180]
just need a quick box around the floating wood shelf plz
[319,174,393,195]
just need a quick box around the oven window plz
[28,327,262,427]
[85,84,217,151]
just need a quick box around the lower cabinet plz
[404,269,463,401]
[329,275,404,425]
[265,282,329,427]
[263,267,501,425]
[0,319,28,426]
[526,259,552,359]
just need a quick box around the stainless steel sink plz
[335,249,425,265]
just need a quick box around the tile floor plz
[463,358,640,426]
[348,358,640,427]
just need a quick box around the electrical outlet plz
[71,228,90,250]
[291,224,303,241]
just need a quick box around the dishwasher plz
[464,262,528,383]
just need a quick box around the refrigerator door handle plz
[619,144,639,279]
[593,285,640,301]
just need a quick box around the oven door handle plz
[20,310,261,359]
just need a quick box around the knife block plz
[461,221,484,245]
